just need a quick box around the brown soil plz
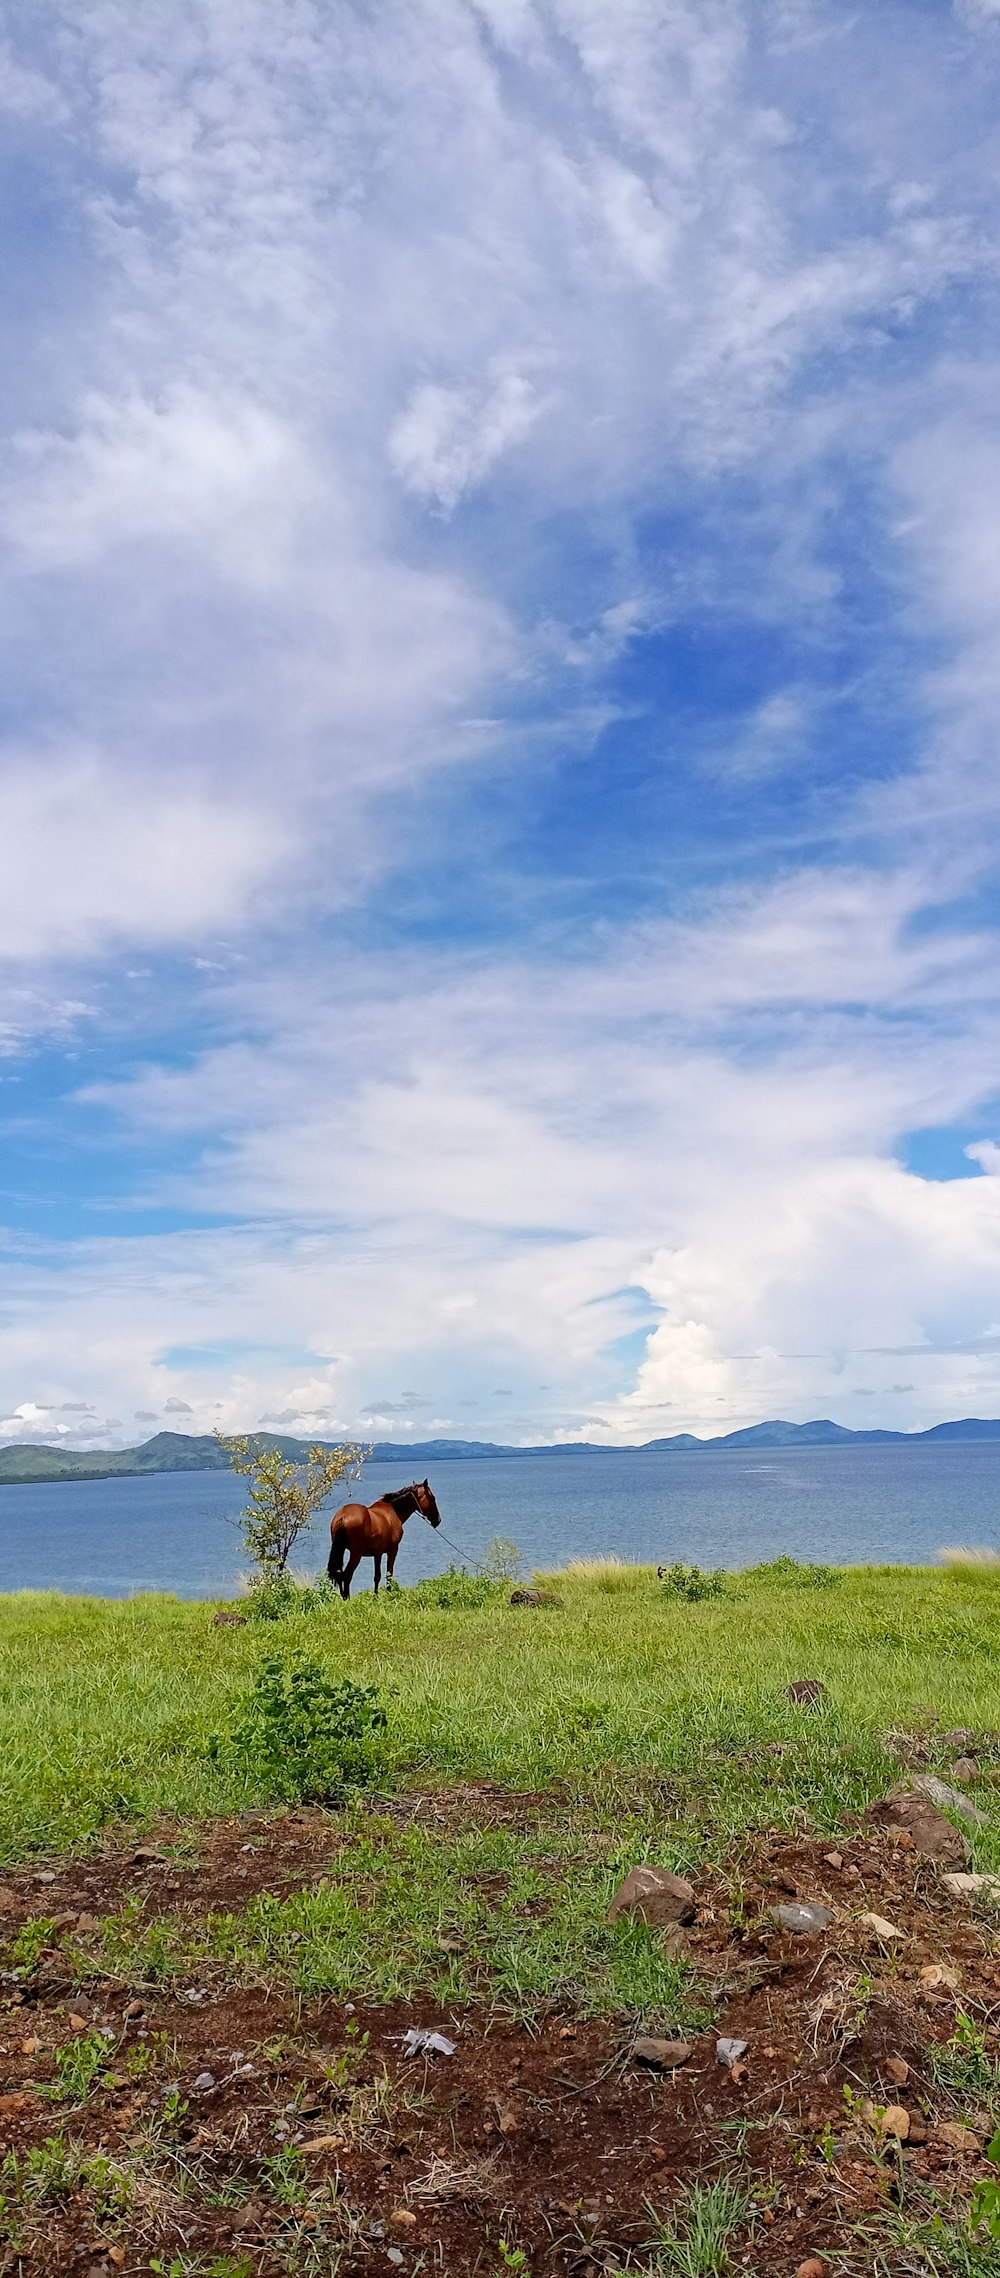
[0,1800,997,2275]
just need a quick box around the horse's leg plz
[341,1549,361,1601]
[386,1544,399,1589]
[373,1553,383,1596]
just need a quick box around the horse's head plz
[413,1477,441,1528]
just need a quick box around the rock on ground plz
[606,1865,696,1927]
[865,1790,971,1862]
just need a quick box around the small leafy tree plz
[216,1434,369,1578]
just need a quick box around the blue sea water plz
[0,1442,998,1598]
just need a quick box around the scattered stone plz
[860,1912,905,1941]
[952,1756,979,1782]
[509,1588,562,1607]
[387,2254,405,2269]
[68,2012,92,2032]
[796,2262,827,2278]
[33,1870,55,1885]
[498,2109,519,2133]
[939,1729,977,1751]
[69,1993,92,2019]
[301,2133,347,2154]
[886,2056,910,2087]
[865,1790,971,1862]
[132,1845,171,1863]
[607,1865,696,1928]
[75,1913,99,1935]
[880,2105,910,2141]
[192,2071,216,2093]
[401,2028,455,2059]
[920,1962,960,1989]
[905,1773,988,1826]
[716,2037,748,2068]
[213,1609,247,1628]
[769,1901,834,1934]
[941,1871,1000,1901]
[632,2036,692,2070]
[390,2208,418,2230]
[907,2116,928,2144]
[935,2120,981,2154]
[123,1999,143,2019]
[823,1851,843,1870]
[784,1680,827,1708]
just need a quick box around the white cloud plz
[388,370,544,511]
[0,756,284,960]
[1,2,1000,1450]
[3,385,310,582]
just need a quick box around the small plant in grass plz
[152,2084,190,2139]
[244,1570,340,1622]
[478,1535,524,1584]
[933,2013,1000,2101]
[0,2134,131,2233]
[404,1565,500,1609]
[217,1432,369,1579]
[9,1915,56,1972]
[659,1564,724,1603]
[152,2259,254,2278]
[317,2020,370,2100]
[745,1555,839,1589]
[973,2131,1000,2241]
[38,2030,113,2104]
[497,2244,530,2274]
[216,1654,387,1804]
[262,2144,310,2208]
[650,2176,749,2274]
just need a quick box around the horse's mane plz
[383,1484,418,1513]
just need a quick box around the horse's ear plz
[423,1477,429,1489]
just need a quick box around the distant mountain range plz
[1,1416,1000,1485]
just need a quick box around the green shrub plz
[659,1563,724,1602]
[745,1555,839,1589]
[404,1566,501,1610]
[243,1572,338,1622]
[214,1655,387,1803]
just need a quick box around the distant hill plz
[644,1417,1000,1450]
[1,1416,999,1485]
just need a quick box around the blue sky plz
[3,0,1000,1450]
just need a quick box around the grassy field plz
[1,1554,999,1865]
[1,1557,1000,2274]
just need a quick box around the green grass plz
[0,1559,998,1863]
[88,1812,706,2024]
[649,2177,751,2274]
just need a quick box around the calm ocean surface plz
[0,1442,998,1598]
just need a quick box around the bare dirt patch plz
[0,1800,998,2273]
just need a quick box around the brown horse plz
[327,1478,441,1599]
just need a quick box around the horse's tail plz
[328,1520,348,1587]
